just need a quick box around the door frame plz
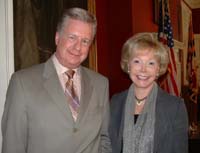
[0,0,14,149]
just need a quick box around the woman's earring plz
[156,74,159,79]
[127,66,130,73]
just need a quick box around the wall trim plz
[0,0,14,149]
[174,39,184,50]
[194,34,200,39]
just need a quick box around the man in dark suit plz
[2,7,112,153]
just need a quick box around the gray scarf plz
[123,83,158,153]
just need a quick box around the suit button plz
[73,128,78,133]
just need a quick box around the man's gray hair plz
[56,7,97,38]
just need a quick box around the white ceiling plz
[184,0,200,9]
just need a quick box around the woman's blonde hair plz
[121,32,169,76]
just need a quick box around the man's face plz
[55,19,93,69]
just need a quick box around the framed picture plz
[14,0,98,72]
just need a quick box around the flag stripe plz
[168,63,179,95]
[169,48,177,72]
[158,0,179,96]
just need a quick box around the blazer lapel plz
[154,88,169,152]
[43,58,74,123]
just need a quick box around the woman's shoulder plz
[157,87,186,113]
[111,90,128,102]
[110,90,128,109]
[157,86,183,102]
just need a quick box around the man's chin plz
[68,62,82,69]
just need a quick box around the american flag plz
[158,0,179,96]
[187,15,197,90]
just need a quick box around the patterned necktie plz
[65,69,80,121]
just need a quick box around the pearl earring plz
[127,66,130,73]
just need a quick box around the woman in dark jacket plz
[109,33,188,153]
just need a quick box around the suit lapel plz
[77,66,93,122]
[43,58,74,123]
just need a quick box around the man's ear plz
[55,32,59,45]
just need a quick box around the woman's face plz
[129,49,160,91]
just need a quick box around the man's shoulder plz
[13,63,45,80]
[81,66,108,81]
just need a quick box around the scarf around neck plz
[123,83,158,153]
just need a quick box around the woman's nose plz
[141,63,147,72]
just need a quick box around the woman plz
[109,33,188,153]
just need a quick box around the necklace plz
[135,96,147,105]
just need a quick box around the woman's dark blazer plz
[109,86,188,153]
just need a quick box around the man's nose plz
[74,39,81,51]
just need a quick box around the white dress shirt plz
[52,54,81,101]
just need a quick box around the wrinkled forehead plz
[61,18,95,37]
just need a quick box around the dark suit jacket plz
[109,86,188,153]
[2,57,112,153]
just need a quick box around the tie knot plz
[65,69,75,79]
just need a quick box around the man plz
[2,8,112,153]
